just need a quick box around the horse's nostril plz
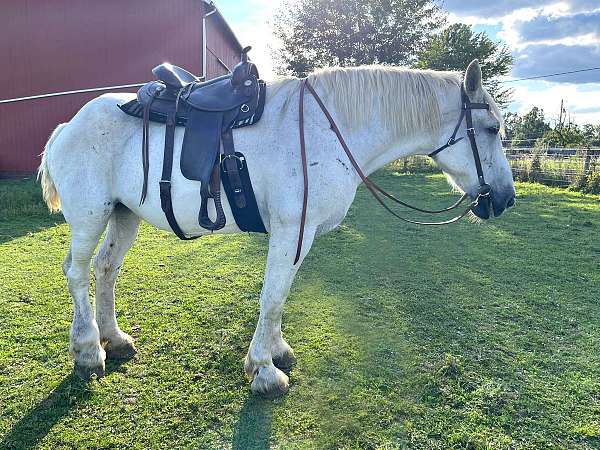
[506,196,516,208]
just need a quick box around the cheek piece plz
[428,85,492,206]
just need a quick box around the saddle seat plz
[136,47,262,120]
[152,62,198,90]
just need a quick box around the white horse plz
[38,60,515,396]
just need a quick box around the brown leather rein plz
[294,79,491,264]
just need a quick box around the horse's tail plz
[38,123,68,213]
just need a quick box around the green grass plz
[1,171,600,449]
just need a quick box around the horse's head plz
[432,60,516,220]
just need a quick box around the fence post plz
[592,149,599,173]
[583,148,591,175]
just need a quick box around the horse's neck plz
[275,76,455,180]
[338,113,441,178]
[326,84,459,178]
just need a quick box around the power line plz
[501,66,600,83]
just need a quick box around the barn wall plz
[0,0,244,177]
[205,13,243,77]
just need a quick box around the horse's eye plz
[487,126,500,135]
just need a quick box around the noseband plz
[294,80,493,264]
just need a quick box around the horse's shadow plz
[231,394,275,450]
[0,359,129,450]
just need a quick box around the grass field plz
[1,170,600,449]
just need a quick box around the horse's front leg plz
[271,316,296,372]
[245,226,315,395]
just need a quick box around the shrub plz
[575,170,600,195]
[390,156,438,174]
[527,150,543,183]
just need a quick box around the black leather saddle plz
[119,46,266,238]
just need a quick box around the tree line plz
[505,108,600,149]
[272,0,513,106]
[271,0,597,134]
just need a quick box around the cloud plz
[511,81,600,124]
[572,106,600,114]
[444,1,600,86]
[439,0,599,20]
[514,10,600,42]
[440,0,543,19]
[514,44,600,83]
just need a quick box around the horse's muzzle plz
[471,188,516,219]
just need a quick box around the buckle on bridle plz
[478,184,492,197]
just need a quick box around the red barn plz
[0,0,243,178]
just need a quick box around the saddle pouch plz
[220,152,267,234]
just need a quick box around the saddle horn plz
[232,46,258,88]
[241,46,252,63]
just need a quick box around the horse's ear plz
[464,59,483,93]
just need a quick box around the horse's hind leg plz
[93,204,140,360]
[66,215,111,380]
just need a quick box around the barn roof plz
[203,0,243,52]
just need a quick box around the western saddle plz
[119,47,266,239]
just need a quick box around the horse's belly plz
[114,125,245,237]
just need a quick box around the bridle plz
[294,80,494,264]
[428,85,492,198]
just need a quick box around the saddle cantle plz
[119,46,267,238]
[153,63,198,90]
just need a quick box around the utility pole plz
[558,99,564,128]
[557,99,566,147]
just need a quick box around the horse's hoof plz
[74,362,105,381]
[272,349,296,372]
[250,364,289,397]
[104,340,137,361]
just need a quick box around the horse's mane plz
[305,65,502,139]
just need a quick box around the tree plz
[505,108,600,149]
[272,0,444,77]
[416,24,513,108]
[538,125,586,148]
[503,112,521,143]
[506,107,551,148]
[582,124,600,147]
